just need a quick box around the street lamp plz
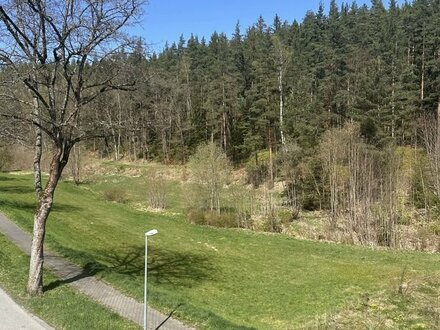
[144,229,158,330]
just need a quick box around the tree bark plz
[420,31,425,103]
[31,72,43,197]
[33,121,43,196]
[27,144,70,295]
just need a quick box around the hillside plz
[1,171,440,329]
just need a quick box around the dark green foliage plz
[69,1,440,166]
[245,161,268,188]
[360,117,378,143]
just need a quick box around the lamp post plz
[144,229,158,330]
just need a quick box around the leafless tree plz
[0,0,144,295]
[422,100,440,200]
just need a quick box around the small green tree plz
[189,142,232,213]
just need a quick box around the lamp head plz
[145,229,158,236]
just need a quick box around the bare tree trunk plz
[278,65,286,148]
[329,153,338,227]
[70,144,81,185]
[391,60,396,139]
[132,132,137,160]
[161,128,169,164]
[222,111,227,151]
[32,77,42,196]
[112,132,119,160]
[33,122,43,196]
[222,78,227,152]
[210,186,214,213]
[117,92,123,160]
[268,126,274,189]
[28,145,70,295]
[436,98,440,152]
[420,32,425,103]
[348,132,358,233]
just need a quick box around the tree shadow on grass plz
[44,246,257,329]
[149,248,218,286]
[0,200,37,213]
[101,245,217,287]
[0,199,83,213]
[0,175,22,181]
[50,203,83,213]
[0,185,34,194]
[45,245,217,291]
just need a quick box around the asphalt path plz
[0,286,53,330]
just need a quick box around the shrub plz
[206,212,237,228]
[430,222,440,236]
[187,209,238,228]
[246,162,268,188]
[103,187,128,204]
[245,150,273,188]
[187,209,207,225]
[0,146,12,171]
[252,215,283,233]
[188,142,231,212]
[145,172,167,209]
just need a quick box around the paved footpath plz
[0,213,194,330]
[0,286,53,330]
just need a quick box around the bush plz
[187,209,207,225]
[246,162,268,188]
[0,146,12,171]
[188,142,231,212]
[244,150,271,188]
[186,209,238,228]
[430,222,440,236]
[252,215,283,233]
[145,172,167,209]
[103,187,128,204]
[207,212,237,228]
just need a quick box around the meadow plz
[1,171,440,329]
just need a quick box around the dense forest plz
[2,0,439,162]
[92,0,440,164]
[1,0,440,249]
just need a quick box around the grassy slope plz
[1,173,440,329]
[0,233,138,329]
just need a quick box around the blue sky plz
[134,0,406,53]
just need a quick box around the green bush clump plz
[103,187,128,204]
[187,209,238,228]
[187,209,207,225]
[430,222,440,236]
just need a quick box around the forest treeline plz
[94,0,440,164]
[3,0,438,164]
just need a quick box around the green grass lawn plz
[1,172,440,329]
[0,233,138,329]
